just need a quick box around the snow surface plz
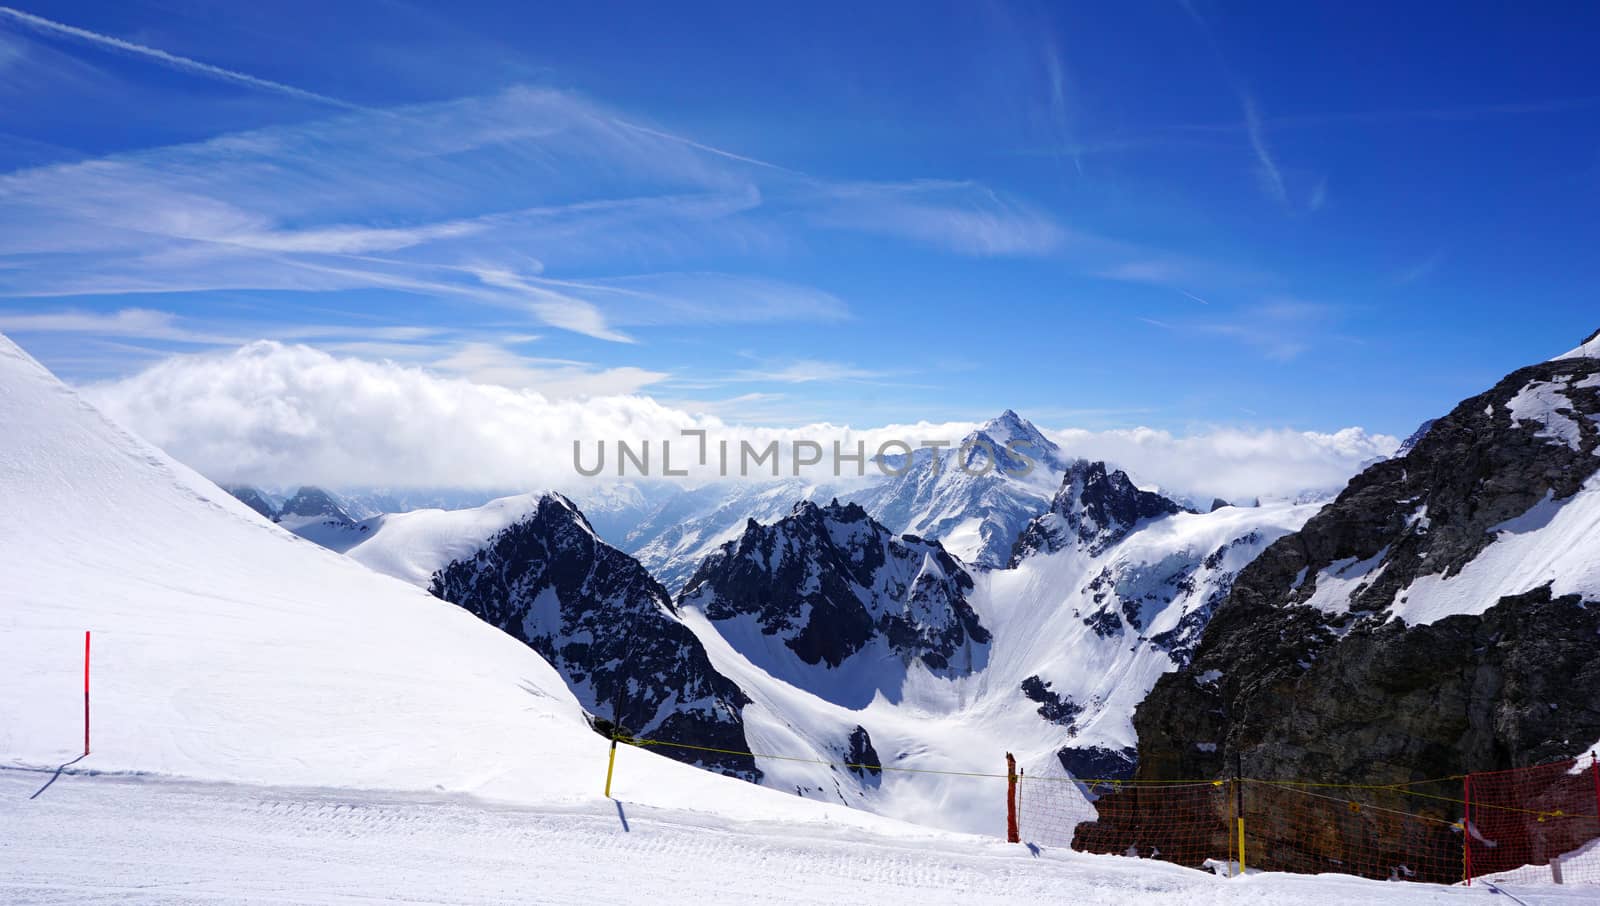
[1554,331,1600,361]
[1,772,1522,906]
[1303,548,1390,615]
[344,492,551,585]
[1388,473,1600,625]
[1506,378,1586,451]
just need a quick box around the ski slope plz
[2,770,1539,906]
[0,331,894,830]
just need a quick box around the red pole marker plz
[1462,774,1473,886]
[1005,752,1020,843]
[1591,753,1599,843]
[83,630,91,757]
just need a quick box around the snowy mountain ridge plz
[678,499,991,709]
[1010,459,1187,562]
[851,409,1069,570]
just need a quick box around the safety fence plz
[1016,755,1600,886]
[608,733,1599,887]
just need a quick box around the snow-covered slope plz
[343,493,557,584]
[1555,326,1600,361]
[272,485,373,550]
[0,332,901,830]
[982,496,1319,776]
[2,772,1493,906]
[664,479,1317,832]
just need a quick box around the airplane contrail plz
[0,5,362,111]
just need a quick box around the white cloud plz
[1308,175,1329,212]
[0,306,241,343]
[803,179,1068,256]
[734,359,884,384]
[0,80,1078,346]
[0,6,360,110]
[1046,425,1397,504]
[1139,297,1343,362]
[1242,94,1289,207]
[429,342,668,396]
[83,341,1395,502]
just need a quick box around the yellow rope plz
[617,735,1013,779]
[1246,779,1598,820]
[613,735,1600,821]
[1265,783,1464,827]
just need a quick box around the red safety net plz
[1467,757,1600,886]
[1014,755,1600,887]
[1017,774,1236,874]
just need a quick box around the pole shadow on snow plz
[613,800,630,832]
[28,753,87,800]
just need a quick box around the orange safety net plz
[1015,755,1600,887]
[1467,757,1600,886]
[1018,775,1235,873]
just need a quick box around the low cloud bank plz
[86,342,1397,503]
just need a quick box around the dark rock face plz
[1110,344,1600,877]
[679,500,990,705]
[429,494,758,780]
[1056,745,1137,782]
[225,485,277,520]
[1011,460,1185,564]
[846,726,882,785]
[1021,675,1081,726]
[1395,418,1437,457]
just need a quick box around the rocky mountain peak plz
[1010,459,1184,562]
[525,491,600,537]
[850,410,1067,570]
[679,501,989,707]
[277,486,354,524]
[224,485,278,521]
[977,408,1048,448]
[428,493,756,779]
[1395,418,1437,457]
[790,497,869,523]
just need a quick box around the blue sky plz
[1,0,1597,436]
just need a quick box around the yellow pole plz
[1237,817,1246,875]
[604,742,617,800]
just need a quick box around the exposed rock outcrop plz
[430,494,758,779]
[1100,337,1600,879]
